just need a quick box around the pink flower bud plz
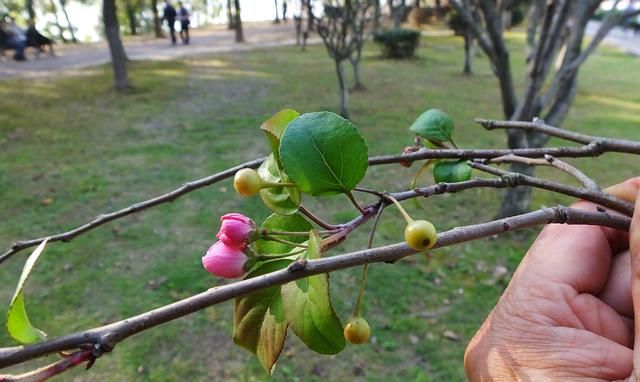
[202,241,248,279]
[217,213,256,248]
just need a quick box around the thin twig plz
[475,118,640,154]
[0,157,266,264]
[487,154,600,190]
[298,205,340,230]
[0,143,610,263]
[468,162,633,216]
[0,349,96,381]
[0,206,629,369]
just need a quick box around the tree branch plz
[476,118,640,154]
[2,141,612,263]
[487,154,600,190]
[468,161,633,215]
[0,206,629,369]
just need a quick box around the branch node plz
[552,206,569,224]
[596,206,606,213]
[287,258,308,272]
[502,222,510,231]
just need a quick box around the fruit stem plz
[346,191,366,214]
[353,204,385,318]
[384,194,414,224]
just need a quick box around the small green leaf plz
[234,259,292,374]
[409,109,455,145]
[280,112,368,196]
[7,239,48,344]
[281,231,345,354]
[254,213,313,255]
[258,155,301,216]
[261,109,300,164]
[433,160,472,183]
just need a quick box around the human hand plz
[464,178,640,381]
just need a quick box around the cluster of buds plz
[202,213,257,279]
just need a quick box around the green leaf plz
[234,259,292,374]
[279,112,368,196]
[7,239,48,344]
[409,109,455,145]
[261,109,300,164]
[281,231,345,354]
[258,154,301,216]
[433,160,472,183]
[254,213,313,255]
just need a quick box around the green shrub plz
[373,29,421,59]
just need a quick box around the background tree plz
[103,0,130,90]
[348,0,375,90]
[273,0,280,23]
[447,0,478,75]
[451,0,640,217]
[314,0,373,117]
[58,0,77,42]
[150,0,163,37]
[233,0,243,42]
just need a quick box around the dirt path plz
[0,22,307,80]
[1,20,637,81]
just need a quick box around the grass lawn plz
[1,30,639,381]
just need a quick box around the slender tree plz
[58,0,77,42]
[451,0,640,217]
[151,0,163,37]
[274,0,280,23]
[48,0,68,42]
[234,0,243,42]
[227,0,234,29]
[26,0,36,21]
[103,0,131,90]
[124,0,138,34]
[313,0,373,117]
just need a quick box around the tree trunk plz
[26,0,36,21]
[335,60,349,118]
[103,0,131,91]
[234,0,244,42]
[151,0,163,38]
[349,56,364,90]
[463,32,472,75]
[59,0,77,42]
[125,0,138,35]
[49,0,67,43]
[274,0,280,23]
[227,0,235,29]
[498,163,534,218]
[373,0,381,32]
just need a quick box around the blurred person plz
[0,18,26,61]
[282,0,288,22]
[163,0,177,45]
[178,1,190,45]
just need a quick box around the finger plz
[523,203,620,294]
[630,194,640,371]
[605,177,640,203]
[569,293,634,348]
[598,250,633,318]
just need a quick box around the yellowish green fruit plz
[233,168,263,196]
[344,316,371,345]
[404,220,437,251]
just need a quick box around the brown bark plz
[59,0,77,42]
[103,0,131,90]
[151,0,163,38]
[234,0,244,42]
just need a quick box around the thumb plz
[630,195,640,372]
